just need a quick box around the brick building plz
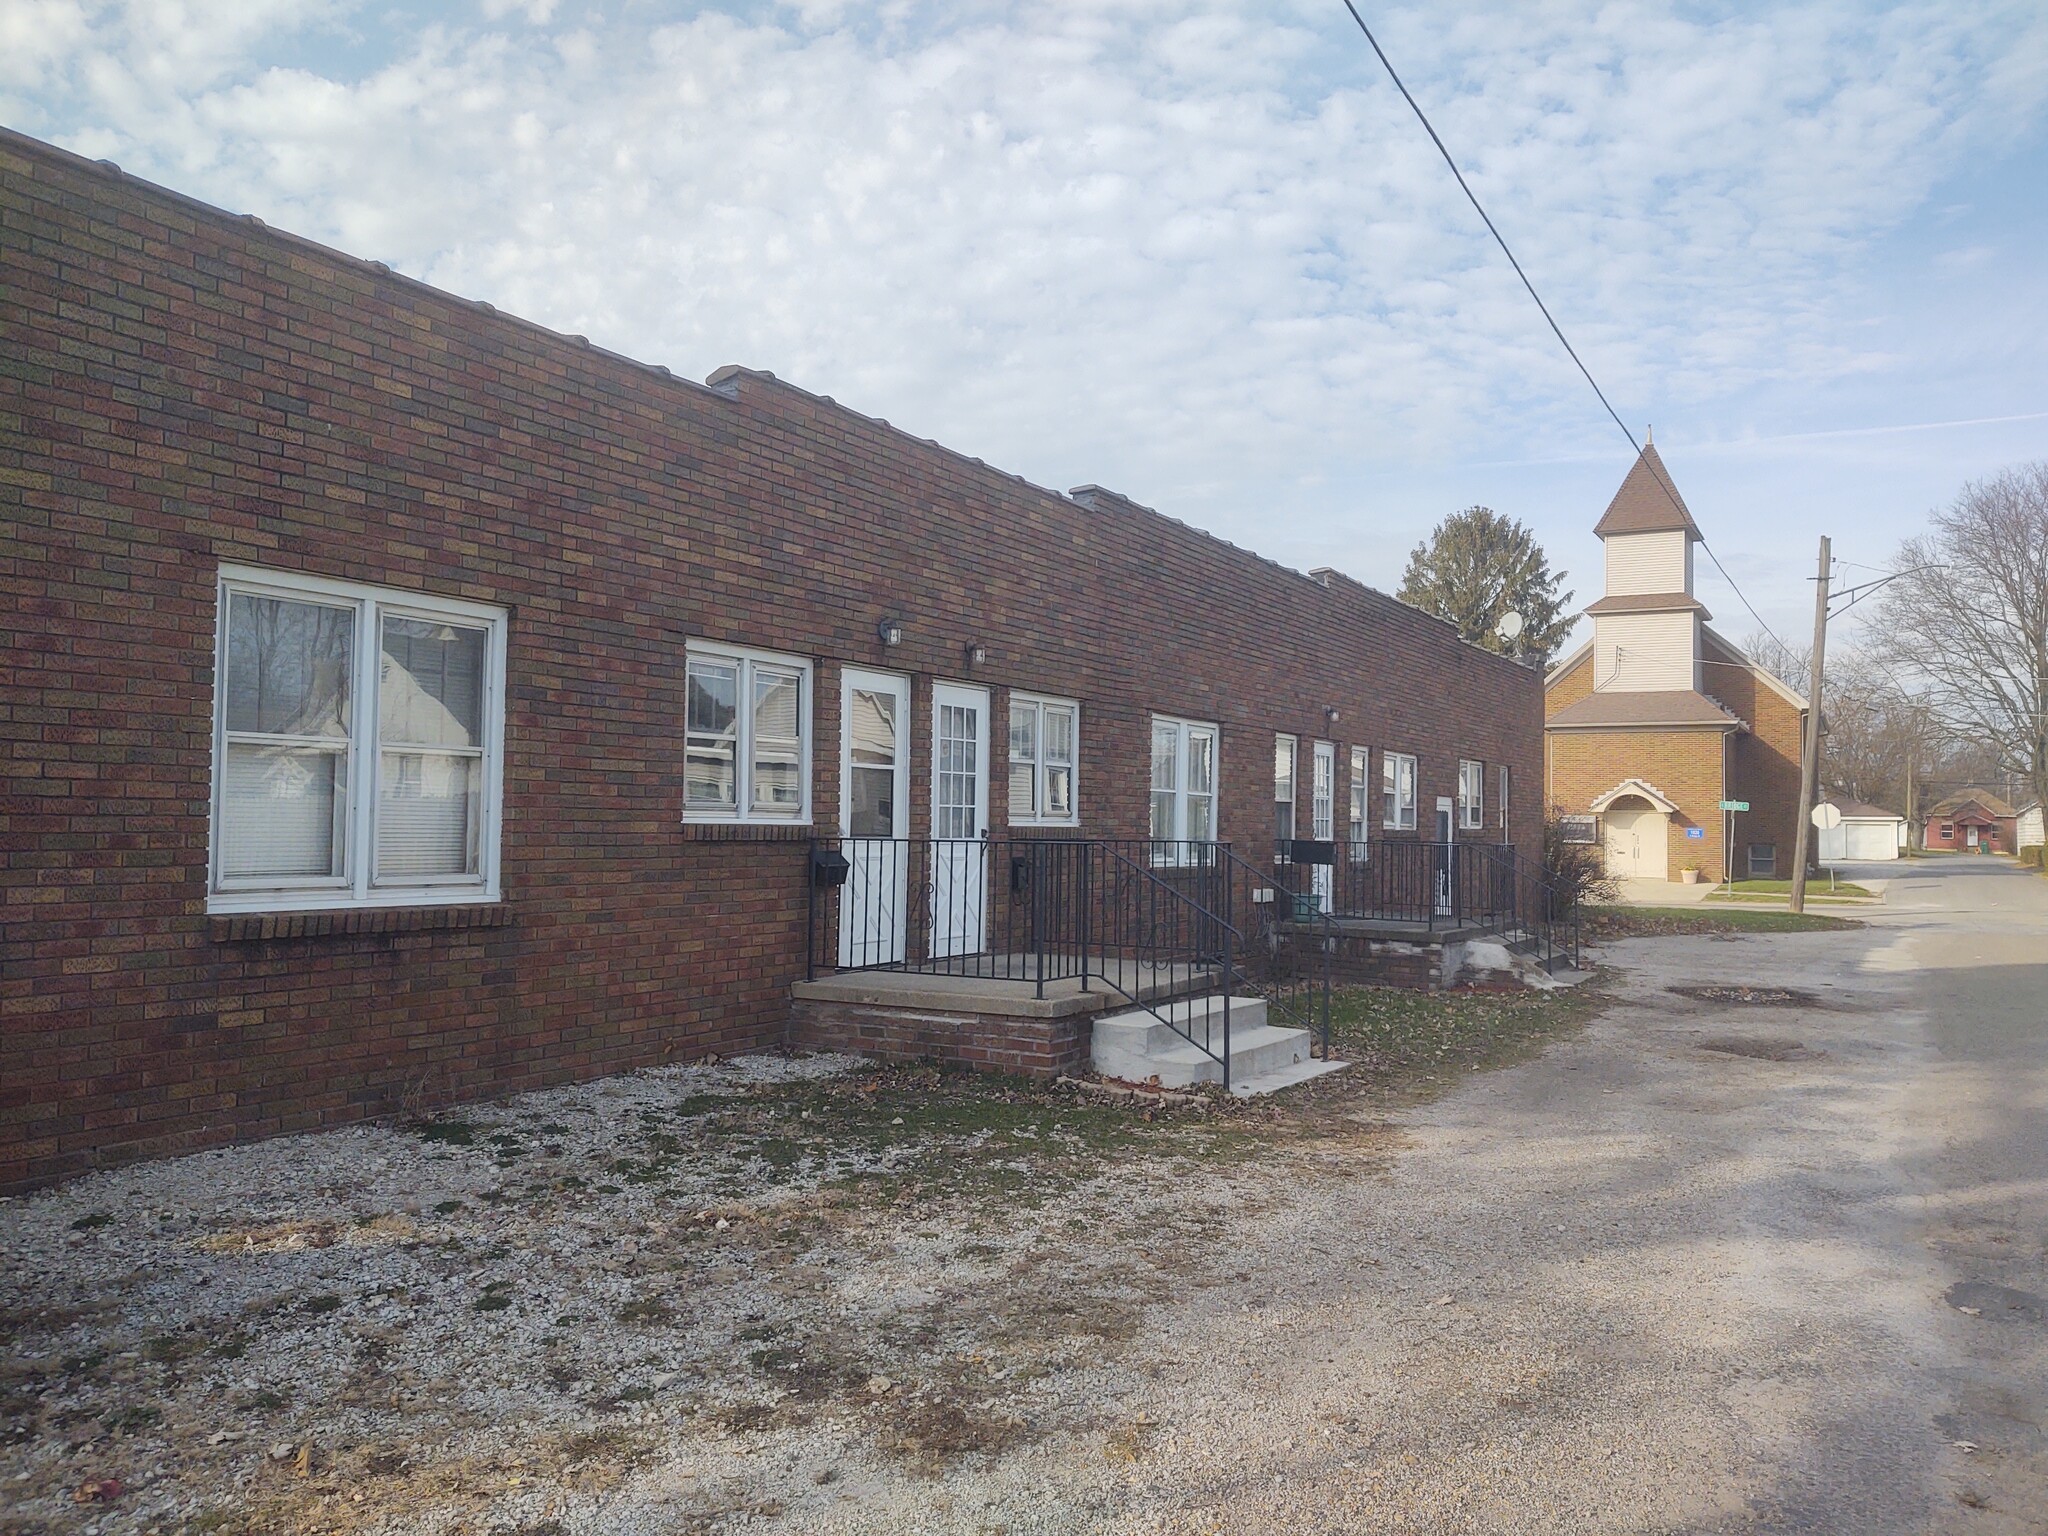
[0,129,1542,1191]
[1922,791,2020,855]
[1544,442,1808,884]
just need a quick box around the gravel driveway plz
[6,878,2042,1534]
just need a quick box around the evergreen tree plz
[1396,507,1574,667]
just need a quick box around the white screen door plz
[930,682,990,959]
[839,669,909,967]
[1311,740,1336,912]
[1434,795,1455,916]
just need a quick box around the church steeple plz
[1586,443,1707,692]
[1593,442,1701,541]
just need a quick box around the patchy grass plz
[1720,876,1874,898]
[1703,891,1871,907]
[1584,905,1862,939]
[1318,985,1603,1110]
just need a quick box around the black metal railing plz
[802,831,1578,1084]
[1321,837,1580,970]
[1214,845,1334,1061]
[808,836,1366,1088]
[806,836,1229,987]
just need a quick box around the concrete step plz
[1230,1057,1350,1098]
[1092,998,1310,1090]
[1092,994,1270,1058]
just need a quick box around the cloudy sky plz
[6,0,2047,647]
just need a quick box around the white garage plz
[1816,795,1907,863]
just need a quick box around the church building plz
[1544,442,1809,884]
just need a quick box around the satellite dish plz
[1811,802,1843,830]
[1495,610,1525,642]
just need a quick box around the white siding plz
[1605,530,1689,596]
[1823,820,1903,861]
[1593,611,1697,691]
[2021,806,2045,849]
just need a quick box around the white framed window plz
[208,566,506,914]
[1149,715,1219,855]
[1459,759,1485,830]
[1274,733,1297,850]
[1008,693,1079,826]
[1348,745,1371,856]
[1381,751,1417,831]
[1499,764,1510,833]
[684,643,812,824]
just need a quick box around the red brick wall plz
[1544,631,1809,883]
[0,130,1543,1189]
[1546,723,1728,880]
[1704,630,1807,876]
[788,999,1092,1079]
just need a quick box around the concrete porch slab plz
[791,957,1217,1020]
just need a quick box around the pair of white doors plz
[838,670,988,967]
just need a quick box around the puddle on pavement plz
[1697,1035,1817,1062]
[1946,1280,2048,1325]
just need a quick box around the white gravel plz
[3,910,2020,1533]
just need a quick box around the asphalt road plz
[1881,856,2048,1533]
[1045,853,2048,1535]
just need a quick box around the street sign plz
[1719,800,1749,811]
[1811,802,1843,830]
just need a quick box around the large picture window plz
[1008,694,1079,825]
[1149,716,1218,853]
[684,644,811,823]
[209,567,506,912]
[1381,751,1417,831]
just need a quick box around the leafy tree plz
[1396,507,1574,667]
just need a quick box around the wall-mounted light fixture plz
[1325,705,1341,726]
[877,617,904,647]
[966,642,988,667]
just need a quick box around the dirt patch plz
[1698,1035,1818,1062]
[1670,983,1819,1006]
[879,1397,1023,1469]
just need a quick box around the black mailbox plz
[810,847,851,888]
[1010,855,1032,894]
[1286,838,1336,866]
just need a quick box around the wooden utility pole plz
[1892,753,1908,860]
[1789,536,1831,913]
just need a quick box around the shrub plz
[2020,845,2043,869]
[1543,812,1620,915]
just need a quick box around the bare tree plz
[1740,628,1997,818]
[1874,463,2048,819]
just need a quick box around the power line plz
[1335,0,1795,657]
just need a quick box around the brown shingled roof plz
[1927,789,2018,819]
[1546,689,1742,729]
[1820,792,1903,821]
[1594,443,1701,540]
[1584,592,1712,618]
